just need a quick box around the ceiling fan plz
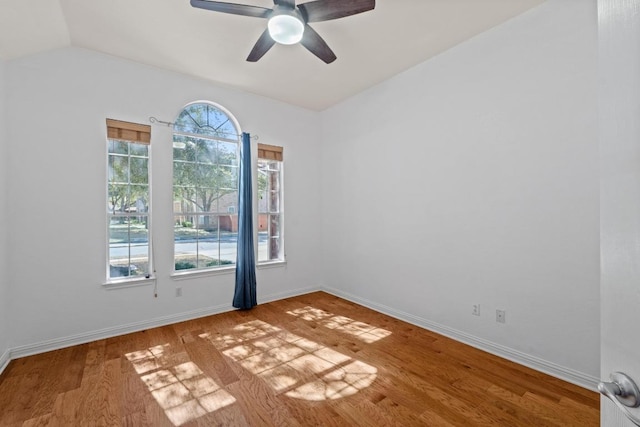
[190,0,376,64]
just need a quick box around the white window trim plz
[257,260,287,269]
[106,136,153,286]
[102,275,156,289]
[255,144,285,265]
[170,265,235,280]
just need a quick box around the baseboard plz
[3,285,320,372]
[321,286,600,391]
[258,286,320,305]
[0,348,10,374]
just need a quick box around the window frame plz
[257,143,285,266]
[171,101,242,276]
[104,119,154,286]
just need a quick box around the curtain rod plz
[149,116,258,140]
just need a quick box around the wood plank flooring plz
[0,292,599,426]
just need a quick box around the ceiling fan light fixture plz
[268,13,304,45]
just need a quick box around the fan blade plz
[247,29,276,62]
[298,0,374,23]
[274,0,296,8]
[300,25,336,63]
[191,0,271,18]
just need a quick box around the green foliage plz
[110,264,138,277]
[173,136,237,216]
[172,103,239,221]
[108,141,149,215]
[175,260,196,270]
[205,259,234,267]
[181,221,193,228]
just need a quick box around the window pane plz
[219,190,237,215]
[109,140,128,155]
[174,257,197,271]
[269,214,281,235]
[194,188,216,213]
[218,165,238,190]
[269,214,281,260]
[130,143,148,157]
[197,163,216,183]
[217,120,237,140]
[130,157,148,184]
[129,222,149,277]
[173,160,187,182]
[108,184,129,213]
[270,166,281,191]
[218,141,238,165]
[268,190,280,213]
[129,185,149,212]
[173,137,191,160]
[109,155,128,183]
[199,215,222,268]
[109,216,148,278]
[197,213,218,233]
[174,214,198,270]
[258,227,268,262]
[175,214,197,239]
[197,142,217,164]
[257,170,268,213]
[219,227,236,266]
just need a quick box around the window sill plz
[257,260,287,269]
[170,266,235,281]
[102,276,156,290]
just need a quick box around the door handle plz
[598,372,640,426]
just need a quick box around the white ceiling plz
[0,0,544,111]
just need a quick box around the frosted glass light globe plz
[268,14,304,45]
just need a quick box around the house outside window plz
[172,102,240,272]
[106,119,152,281]
[257,144,284,263]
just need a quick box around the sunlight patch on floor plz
[199,319,282,350]
[216,320,378,402]
[126,348,235,426]
[286,360,378,400]
[287,306,392,343]
[125,343,172,374]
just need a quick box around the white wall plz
[0,58,9,365]
[4,47,322,350]
[599,0,640,424]
[320,0,599,382]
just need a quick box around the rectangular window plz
[106,119,151,281]
[257,144,284,263]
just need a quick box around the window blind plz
[106,119,151,144]
[257,143,283,161]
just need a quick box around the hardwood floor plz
[0,292,599,426]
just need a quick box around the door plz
[599,0,640,425]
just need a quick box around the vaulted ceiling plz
[0,0,544,110]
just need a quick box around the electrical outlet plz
[176,287,182,297]
[496,309,506,323]
[472,304,481,316]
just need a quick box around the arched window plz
[172,102,240,272]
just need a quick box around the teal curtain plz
[233,132,257,309]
